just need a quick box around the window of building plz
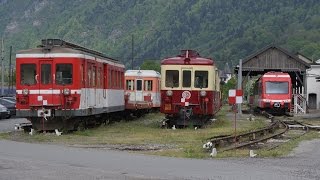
[20,64,36,85]
[165,70,179,87]
[194,71,208,88]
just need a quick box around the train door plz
[87,63,94,107]
[135,79,143,101]
[39,60,53,106]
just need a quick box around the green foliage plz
[140,60,161,72]
[221,76,237,102]
[1,0,320,70]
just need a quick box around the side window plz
[56,64,73,85]
[108,68,111,88]
[182,70,191,87]
[80,64,84,86]
[144,80,153,91]
[88,65,92,87]
[92,66,96,87]
[112,70,115,88]
[97,67,100,87]
[120,71,123,88]
[20,64,36,85]
[165,70,179,87]
[195,71,208,88]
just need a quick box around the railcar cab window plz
[56,64,73,85]
[165,70,179,88]
[126,80,134,90]
[182,70,191,87]
[195,71,208,88]
[265,82,288,94]
[20,64,36,85]
[144,80,153,91]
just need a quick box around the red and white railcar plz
[250,72,292,114]
[16,39,125,130]
[125,70,161,113]
[160,50,221,127]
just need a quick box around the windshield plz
[195,71,208,88]
[20,64,36,85]
[56,64,73,85]
[265,82,288,94]
[165,70,179,88]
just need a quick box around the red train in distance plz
[250,72,292,115]
[15,39,157,131]
[160,50,222,127]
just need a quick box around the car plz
[0,104,10,119]
[0,96,16,116]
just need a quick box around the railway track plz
[203,112,314,154]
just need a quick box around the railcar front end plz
[160,50,221,127]
[16,39,125,131]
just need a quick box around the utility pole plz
[131,34,134,69]
[237,59,242,114]
[9,46,12,93]
[1,38,4,95]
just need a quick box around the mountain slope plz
[1,0,320,68]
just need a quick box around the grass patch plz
[2,105,320,159]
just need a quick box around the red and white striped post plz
[228,89,243,143]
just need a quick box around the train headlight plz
[22,89,29,96]
[63,88,70,95]
[200,90,207,97]
[166,90,173,96]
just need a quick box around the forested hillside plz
[1,0,320,69]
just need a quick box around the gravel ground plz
[0,117,29,132]
[0,140,320,180]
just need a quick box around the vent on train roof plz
[38,39,118,61]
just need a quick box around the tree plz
[221,76,237,103]
[140,60,161,72]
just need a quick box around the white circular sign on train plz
[182,91,191,99]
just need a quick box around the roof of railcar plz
[16,47,122,64]
[125,70,161,78]
[161,50,214,65]
[16,39,122,65]
[261,72,291,79]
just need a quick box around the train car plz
[16,39,125,131]
[160,50,221,127]
[250,72,292,114]
[125,70,161,116]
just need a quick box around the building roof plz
[235,44,310,76]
